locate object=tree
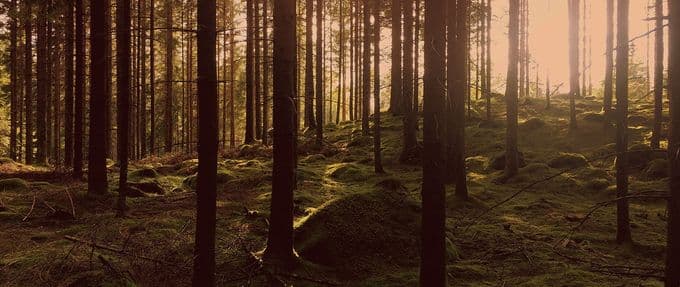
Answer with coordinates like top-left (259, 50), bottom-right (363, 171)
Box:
top-left (304, 0), bottom-right (316, 129)
top-left (116, 0), bottom-right (131, 216)
top-left (65, 0), bottom-right (74, 167)
top-left (666, 0), bottom-right (680, 284)
top-left (400, 0), bottom-right (418, 163)
top-left (255, 0), bottom-right (262, 140)
top-left (192, 0), bottom-right (218, 283)
top-left (651, 0), bottom-right (663, 149)
top-left (165, 0), bottom-right (174, 152)
top-left (262, 0), bottom-right (270, 145)
top-left (263, 0), bottom-right (298, 266)
top-left (447, 0), bottom-right (468, 198)
top-left (504, 0), bottom-right (520, 178)
top-left (373, 0), bottom-right (383, 174)
top-left (420, 0), bottom-right (447, 284)
top-left (245, 0), bottom-right (255, 144)
top-left (390, 0), bottom-right (402, 115)
top-left (603, 0), bottom-right (614, 116)
top-left (485, 0), bottom-right (492, 120)
top-left (361, 0), bottom-right (370, 135)
top-left (9, 0), bottom-right (18, 161)
top-left (150, 0), bottom-right (156, 154)
top-left (88, 0), bottom-right (109, 195)
top-left (36, 1), bottom-right (47, 164)
top-left (315, 0), bottom-right (324, 146)
top-left (568, 0), bottom-right (579, 130)
top-left (23, 0), bottom-right (33, 165)
top-left (74, 0), bottom-right (84, 178)
top-left (615, 0), bottom-right (631, 244)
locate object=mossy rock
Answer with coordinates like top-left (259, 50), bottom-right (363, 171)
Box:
top-left (628, 115), bottom-right (648, 126)
top-left (580, 112), bottom-right (605, 123)
top-left (489, 152), bottom-right (527, 170)
top-left (584, 178), bottom-right (610, 191)
top-left (642, 159), bottom-right (669, 180)
top-left (347, 135), bottom-right (373, 148)
top-left (155, 165), bottom-right (176, 175)
top-left (465, 156), bottom-right (488, 173)
top-left (182, 171), bottom-right (236, 190)
top-left (0, 178), bottom-right (29, 192)
top-left (325, 163), bottom-right (369, 182)
top-left (295, 189), bottom-right (441, 275)
top-left (127, 181), bottom-right (165, 195)
top-left (118, 186), bottom-right (148, 198)
top-left (622, 143), bottom-right (664, 169)
top-left (478, 120), bottom-right (504, 129)
top-left (128, 168), bottom-right (159, 180)
top-left (301, 154), bottom-right (326, 164)
top-left (0, 157), bottom-right (16, 164)
top-left (548, 153), bottom-right (589, 169)
top-left (175, 159), bottom-right (199, 175)
top-left (520, 118), bottom-right (546, 130)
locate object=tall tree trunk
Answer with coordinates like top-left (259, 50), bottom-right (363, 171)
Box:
top-left (581, 0), bottom-right (587, 98)
top-left (361, 0), bottom-right (370, 135)
top-left (420, 0), bottom-right (447, 284)
top-left (23, 1), bottom-right (33, 165)
top-left (316, 0), bottom-right (324, 146)
top-left (139, 0), bottom-right (147, 157)
top-left (65, 0), bottom-right (74, 167)
top-left (390, 0), bottom-right (402, 115)
top-left (504, 0), bottom-right (520, 178)
top-left (263, 0), bottom-right (298, 265)
top-left (568, 0), bottom-right (579, 130)
top-left (604, 0), bottom-right (614, 116)
top-left (89, 0), bottom-right (109, 195)
top-left (150, 0), bottom-right (156, 154)
top-left (447, 0), bottom-right (468, 198)
top-left (255, 0), bottom-right (263, 140)
top-left (116, 0), bottom-right (131, 217)
top-left (105, 0), bottom-right (113, 158)
top-left (75, 0), bottom-right (85, 177)
top-left (485, 0), bottom-right (492, 120)
top-left (373, 0), bottom-right (383, 173)
top-left (414, 0), bottom-right (420, 117)
top-left (546, 73), bottom-right (551, 108)
top-left (193, 0), bottom-right (218, 283)
top-left (339, 0), bottom-right (346, 122)
top-left (518, 0), bottom-right (525, 99)
top-left (229, 1), bottom-right (236, 148)
top-left (164, 0), bottom-right (174, 152)
top-left (651, 0), bottom-right (663, 149)
top-left (304, 0), bottom-right (316, 129)
top-left (36, 1), bottom-right (47, 164)
top-left (349, 0), bottom-right (354, 122)
top-left (245, 0), bottom-right (255, 143)
top-left (9, 0), bottom-right (18, 161)
top-left (666, 0), bottom-right (680, 284)
top-left (400, 0), bottom-right (418, 163)
top-left (262, 0), bottom-right (270, 145)
top-left (615, 0), bottom-right (631, 244)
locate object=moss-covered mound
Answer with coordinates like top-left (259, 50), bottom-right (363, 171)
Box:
top-left (641, 159), bottom-right (669, 180)
top-left (520, 118), bottom-right (546, 130)
top-left (324, 163), bottom-right (370, 182)
top-left (548, 153), bottom-right (589, 169)
top-left (129, 168), bottom-right (160, 180)
top-left (0, 178), bottom-right (29, 192)
top-left (294, 189), bottom-right (423, 276)
top-left (182, 170), bottom-right (236, 190)
top-left (489, 152), bottom-right (527, 170)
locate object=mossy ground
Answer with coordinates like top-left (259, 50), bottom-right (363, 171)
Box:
top-left (0, 95), bottom-right (669, 286)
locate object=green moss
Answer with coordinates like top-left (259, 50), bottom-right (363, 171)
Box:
top-left (548, 153), bottom-right (589, 169)
top-left (0, 178), bottom-right (29, 192)
top-left (129, 168), bottom-right (160, 181)
top-left (324, 163), bottom-right (370, 182)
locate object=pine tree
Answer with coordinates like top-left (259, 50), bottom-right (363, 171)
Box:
top-left (23, 0), bottom-right (33, 165)
top-left (373, 0), bottom-right (383, 174)
top-left (390, 0), bottom-right (402, 115)
top-left (116, 0), bottom-right (131, 216)
top-left (88, 0), bottom-right (109, 195)
top-left (9, 0), bottom-right (18, 161)
top-left (604, 0), bottom-right (614, 116)
top-left (245, 0), bottom-right (256, 144)
top-left (504, 0), bottom-right (520, 178)
top-left (65, 0), bottom-right (74, 167)
top-left (666, 0), bottom-right (680, 284)
top-left (400, 0), bottom-right (418, 163)
top-left (164, 0), bottom-right (174, 152)
top-left (316, 0), bottom-right (324, 146)
top-left (568, 0), bottom-right (579, 130)
top-left (304, 0), bottom-right (316, 129)
top-left (615, 0), bottom-right (632, 244)
top-left (651, 0), bottom-right (663, 149)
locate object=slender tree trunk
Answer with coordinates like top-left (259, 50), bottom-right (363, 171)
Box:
top-left (581, 0), bottom-right (587, 98)
top-left (245, 0), bottom-right (255, 143)
top-left (262, 0), bottom-right (270, 145)
top-left (666, 1), bottom-right (680, 284)
top-left (339, 0), bottom-right (346, 122)
top-left (420, 0), bottom-right (447, 284)
top-left (447, 0), bottom-right (468, 198)
top-left (229, 1), bottom-right (236, 148)
top-left (373, 0), bottom-right (383, 173)
top-left (604, 0), bottom-right (614, 116)
top-left (390, 0), bottom-right (402, 115)
top-left (485, 0), bottom-right (492, 120)
top-left (568, 0), bottom-right (579, 130)
top-left (36, 2), bottom-right (47, 164)
top-left (64, 0), bottom-right (74, 167)
top-left (361, 0), bottom-right (370, 135)
top-left (546, 73), bottom-right (551, 108)
top-left (75, 0), bottom-right (85, 176)
top-left (23, 1), bottom-right (33, 165)
top-left (88, 0), bottom-right (109, 195)
top-left (255, 0), bottom-right (263, 140)
top-left (116, 0), bottom-right (131, 217)
top-left (400, 0), bottom-right (418, 163)
top-left (414, 0), bottom-right (420, 117)
top-left (164, 0), bottom-right (174, 152)
top-left (615, 0), bottom-right (631, 244)
top-left (9, 0), bottom-right (18, 161)
top-left (518, 0), bottom-right (525, 99)
top-left (651, 0), bottom-right (663, 149)
top-left (504, 0), bottom-right (520, 178)
top-left (263, 0), bottom-right (298, 266)
top-left (304, 0), bottom-right (316, 129)
top-left (139, 0), bottom-right (147, 157)
top-left (316, 0), bottom-right (324, 146)
top-left (105, 0), bottom-right (113, 159)
top-left (149, 0), bottom-right (156, 154)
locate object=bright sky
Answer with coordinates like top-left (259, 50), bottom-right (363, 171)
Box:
top-left (488, 0), bottom-right (663, 93)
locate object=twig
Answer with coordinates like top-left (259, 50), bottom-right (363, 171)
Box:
top-left (22, 195), bottom-right (36, 222)
top-left (63, 187), bottom-right (76, 218)
top-left (63, 235), bottom-right (183, 268)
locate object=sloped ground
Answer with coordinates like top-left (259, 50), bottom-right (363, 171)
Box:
top-left (0, 94), bottom-right (669, 286)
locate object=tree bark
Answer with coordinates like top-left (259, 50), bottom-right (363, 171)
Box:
top-left (24, 1), bottom-right (33, 165)
top-left (615, 0), bottom-right (631, 244)
top-left (74, 0), bottom-right (84, 178)
top-left (604, 0), bottom-right (614, 116)
top-left (64, 0), bottom-right (74, 167)
top-left (164, 0), bottom-right (174, 152)
top-left (400, 0), bottom-right (418, 163)
top-left (245, 0), bottom-right (256, 144)
top-left (316, 0), bottom-right (324, 146)
top-left (263, 0), bottom-right (270, 145)
top-left (150, 0), bottom-right (156, 154)
top-left (568, 0), bottom-right (579, 130)
top-left (666, 0), bottom-right (680, 284)
top-left (255, 0), bottom-right (263, 140)
top-left (504, 0), bottom-right (520, 178)
top-left (116, 0), bottom-right (131, 217)
top-left (361, 0), bottom-right (370, 135)
top-left (447, 0), bottom-right (468, 198)
top-left (651, 0), bottom-right (663, 149)
top-left (373, 0), bottom-right (383, 174)
top-left (390, 0), bottom-right (402, 115)
top-left (9, 0), bottom-right (18, 161)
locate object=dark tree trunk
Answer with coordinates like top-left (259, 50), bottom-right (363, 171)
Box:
top-left (105, 0), bottom-right (113, 159)
top-left (304, 0), bottom-right (316, 129)
top-left (373, 0), bottom-right (383, 173)
top-left (262, 0), bottom-right (270, 145)
top-left (9, 0), bottom-right (18, 161)
top-left (568, 0), bottom-right (579, 130)
top-left (164, 0), bottom-right (174, 152)
top-left (414, 0), bottom-right (420, 117)
top-left (339, 0), bottom-right (345, 123)
top-left (116, 0), bottom-right (131, 217)
top-left (518, 0), bottom-right (525, 99)
top-left (666, 0), bottom-right (680, 284)
top-left (546, 74), bottom-right (551, 109)
top-left (139, 0), bottom-right (147, 157)
top-left (74, 0), bottom-right (85, 177)
top-left (361, 0), bottom-right (370, 135)
top-left (229, 2), bottom-right (236, 148)
top-left (400, 0), bottom-right (418, 163)
top-left (420, 0), bottom-right (447, 284)
top-left (24, 1), bottom-right (33, 165)
top-left (504, 0), bottom-right (520, 178)
top-left (315, 0), bottom-right (324, 146)
top-left (150, 0), bottom-right (156, 154)
top-left (255, 0), bottom-right (262, 140)
top-left (88, 0), bottom-right (109, 195)
top-left (245, 0), bottom-right (255, 143)
top-left (651, 0), bottom-right (663, 149)
top-left (65, 0), bottom-right (74, 167)
top-left (446, 0), bottom-right (468, 198)
top-left (192, 0), bottom-right (218, 283)
top-left (603, 0), bottom-right (614, 116)
top-left (615, 0), bottom-right (631, 244)
top-left (485, 0), bottom-right (492, 120)
top-left (390, 0), bottom-right (402, 115)
top-left (263, 0), bottom-right (298, 265)
top-left (36, 2), bottom-right (47, 164)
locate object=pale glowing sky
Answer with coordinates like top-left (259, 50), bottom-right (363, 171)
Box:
top-left (488, 0), bottom-right (664, 93)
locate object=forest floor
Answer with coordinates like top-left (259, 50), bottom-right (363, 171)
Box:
top-left (0, 93), bottom-right (671, 286)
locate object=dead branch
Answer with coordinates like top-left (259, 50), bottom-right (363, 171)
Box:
top-left (63, 235), bottom-right (184, 268)
top-left (22, 195), bottom-right (36, 222)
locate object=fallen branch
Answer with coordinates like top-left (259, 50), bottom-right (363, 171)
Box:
top-left (553, 249), bottom-right (664, 280)
top-left (63, 235), bottom-right (183, 268)
top-left (22, 195), bottom-right (36, 222)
